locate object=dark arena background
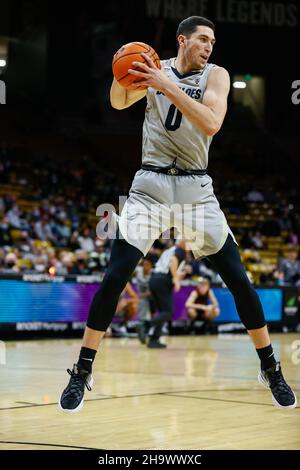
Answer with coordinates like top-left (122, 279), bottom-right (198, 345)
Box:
top-left (0, 0), bottom-right (299, 457)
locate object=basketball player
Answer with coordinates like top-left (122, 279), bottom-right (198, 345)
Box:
top-left (59, 16), bottom-right (296, 412)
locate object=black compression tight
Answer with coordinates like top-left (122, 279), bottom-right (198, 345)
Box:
top-left (86, 238), bottom-right (143, 331)
top-left (86, 234), bottom-right (266, 332)
top-left (207, 234), bottom-right (266, 330)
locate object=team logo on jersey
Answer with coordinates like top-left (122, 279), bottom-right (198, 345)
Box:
top-left (156, 87), bottom-right (201, 99)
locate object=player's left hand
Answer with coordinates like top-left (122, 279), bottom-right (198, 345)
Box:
top-left (128, 53), bottom-right (171, 92)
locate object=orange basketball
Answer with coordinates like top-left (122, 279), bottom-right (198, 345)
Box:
top-left (112, 42), bottom-right (161, 90)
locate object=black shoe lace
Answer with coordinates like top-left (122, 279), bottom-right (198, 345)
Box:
top-left (66, 368), bottom-right (92, 395)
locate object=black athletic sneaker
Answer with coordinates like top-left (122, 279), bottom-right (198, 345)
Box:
top-left (58, 363), bottom-right (93, 413)
top-left (258, 362), bottom-right (297, 408)
top-left (147, 339), bottom-right (167, 349)
top-left (136, 323), bottom-right (147, 344)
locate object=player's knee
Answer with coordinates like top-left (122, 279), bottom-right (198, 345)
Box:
top-left (227, 274), bottom-right (253, 298)
top-left (187, 308), bottom-right (197, 319)
top-left (102, 269), bottom-right (128, 295)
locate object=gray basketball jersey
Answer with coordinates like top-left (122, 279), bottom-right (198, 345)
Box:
top-left (142, 58), bottom-right (215, 170)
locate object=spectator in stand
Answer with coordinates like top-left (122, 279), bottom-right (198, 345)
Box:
top-left (1, 252), bottom-right (19, 274)
top-left (240, 230), bottom-right (264, 250)
top-left (15, 231), bottom-right (32, 254)
top-left (53, 216), bottom-right (71, 247)
top-left (34, 215), bottom-right (56, 243)
top-left (7, 203), bottom-right (23, 229)
top-left (274, 248), bottom-right (300, 285)
top-left (89, 239), bottom-right (110, 272)
top-left (78, 227), bottom-right (95, 252)
top-left (32, 255), bottom-right (48, 273)
top-left (252, 231), bottom-right (264, 249)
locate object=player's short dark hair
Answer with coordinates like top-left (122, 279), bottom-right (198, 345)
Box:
top-left (176, 16), bottom-right (215, 45)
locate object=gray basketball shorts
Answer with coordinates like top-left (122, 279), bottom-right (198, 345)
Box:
top-left (114, 169), bottom-right (236, 259)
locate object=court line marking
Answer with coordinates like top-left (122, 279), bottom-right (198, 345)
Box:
top-left (0, 440), bottom-right (103, 450)
top-left (15, 401), bottom-right (39, 405)
top-left (0, 391), bottom-right (247, 411)
top-left (164, 393), bottom-right (300, 408)
top-left (0, 395), bottom-right (111, 411)
top-left (1, 385), bottom-right (298, 411)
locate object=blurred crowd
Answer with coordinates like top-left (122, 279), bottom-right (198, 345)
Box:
top-left (1, 143), bottom-right (300, 291)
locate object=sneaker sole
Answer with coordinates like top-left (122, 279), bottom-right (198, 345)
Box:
top-left (258, 372), bottom-right (297, 409)
top-left (58, 376), bottom-right (94, 413)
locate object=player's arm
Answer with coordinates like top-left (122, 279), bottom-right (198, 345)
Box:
top-left (163, 66), bottom-right (229, 136)
top-left (185, 291), bottom-right (207, 310)
top-left (169, 255), bottom-right (179, 279)
top-left (169, 255), bottom-right (181, 292)
top-left (177, 260), bottom-right (187, 280)
top-left (185, 290), bottom-right (198, 308)
top-left (208, 289), bottom-right (220, 314)
top-left (110, 78), bottom-right (147, 110)
top-left (129, 56), bottom-right (229, 136)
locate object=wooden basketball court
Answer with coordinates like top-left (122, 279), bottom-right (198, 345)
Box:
top-left (0, 334), bottom-right (299, 450)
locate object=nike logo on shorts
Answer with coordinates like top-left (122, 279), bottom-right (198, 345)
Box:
top-left (201, 182), bottom-right (209, 188)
